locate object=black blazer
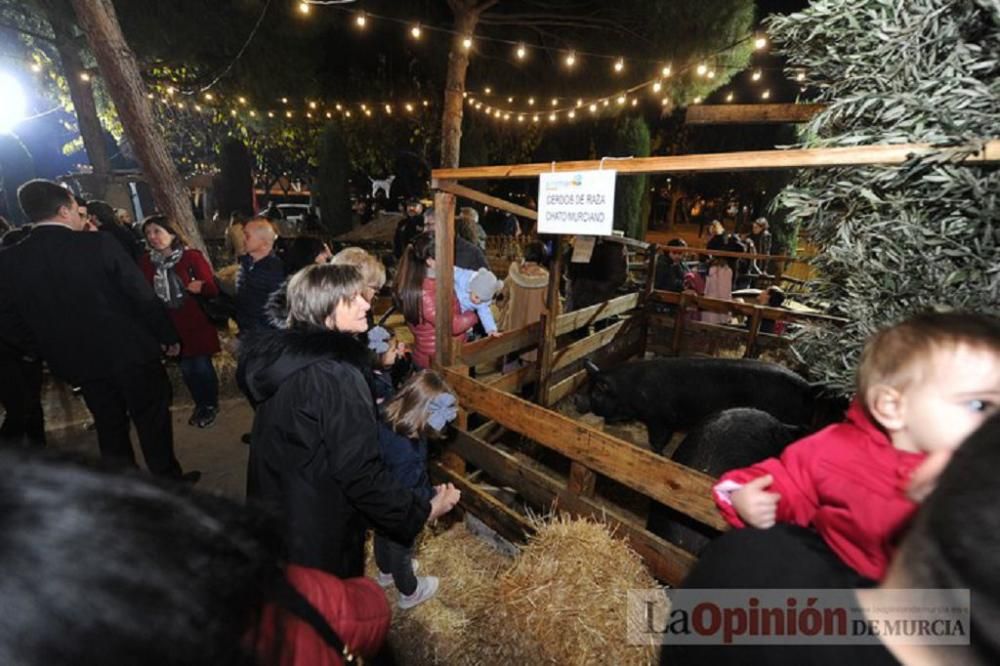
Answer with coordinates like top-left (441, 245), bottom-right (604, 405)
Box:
top-left (0, 225), bottom-right (178, 385)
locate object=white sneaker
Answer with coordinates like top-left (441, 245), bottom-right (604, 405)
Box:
top-left (398, 575), bottom-right (439, 610)
top-left (375, 559), bottom-right (419, 588)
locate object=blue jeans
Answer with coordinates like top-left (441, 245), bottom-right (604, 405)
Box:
top-left (178, 355), bottom-right (218, 411)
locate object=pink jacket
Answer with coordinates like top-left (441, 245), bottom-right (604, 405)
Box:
top-left (713, 402), bottom-right (926, 580)
top-left (408, 277), bottom-right (478, 368)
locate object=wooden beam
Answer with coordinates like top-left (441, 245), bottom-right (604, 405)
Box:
top-left (434, 180), bottom-right (539, 220)
top-left (661, 245), bottom-right (804, 263)
top-left (431, 140), bottom-right (1000, 181)
top-left (484, 361), bottom-right (539, 394)
top-left (431, 463), bottom-right (533, 545)
top-left (446, 431), bottom-right (698, 584)
top-left (547, 369), bottom-right (589, 406)
top-left (550, 318), bottom-right (629, 373)
top-left (650, 290), bottom-right (849, 325)
top-left (536, 236), bottom-right (565, 407)
top-left (442, 368), bottom-right (726, 531)
top-left (433, 189), bottom-right (457, 367)
top-left (568, 462), bottom-right (597, 497)
top-left (555, 292), bottom-right (640, 336)
top-left (686, 103), bottom-right (827, 125)
top-left (460, 322), bottom-right (541, 366)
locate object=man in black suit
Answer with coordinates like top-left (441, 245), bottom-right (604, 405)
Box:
top-left (0, 180), bottom-right (196, 481)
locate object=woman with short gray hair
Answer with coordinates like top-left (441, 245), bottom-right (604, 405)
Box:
top-left (239, 263), bottom-right (460, 578)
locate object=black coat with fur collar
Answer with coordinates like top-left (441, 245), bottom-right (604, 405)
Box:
top-left (239, 326), bottom-right (430, 578)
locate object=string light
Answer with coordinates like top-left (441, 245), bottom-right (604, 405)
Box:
top-left (146, 92), bottom-right (154, 99)
top-left (652, 81), bottom-right (662, 93)
top-left (204, 93), bottom-right (214, 101)
top-left (30, 63), bottom-right (41, 73)
top-left (630, 98), bottom-right (638, 107)
top-left (461, 36), bottom-right (473, 50)
top-left (326, 111), bottom-right (333, 118)
top-left (548, 112), bottom-right (556, 122)
top-left (696, 63), bottom-right (707, 76)
top-left (661, 65), bottom-right (672, 77)
top-left (285, 110), bottom-right (293, 118)
top-left (268, 111), bottom-right (275, 118)
top-left (166, 86), bottom-right (176, 95)
top-left (281, 97), bottom-right (288, 104)
top-left (355, 12), bottom-right (366, 28)
top-left (568, 110), bottom-right (576, 119)
top-left (345, 110), bottom-right (352, 117)
top-left (410, 24), bottom-right (422, 39)
top-left (725, 92), bottom-right (734, 102)
top-left (298, 2), bottom-right (310, 15)
top-left (761, 89), bottom-right (770, 99)
top-left (194, 104), bottom-right (202, 111)
top-left (309, 101), bottom-right (317, 109)
top-left (751, 70), bottom-right (762, 81)
top-left (515, 43), bottom-right (527, 59)
top-left (527, 97), bottom-right (534, 106)
top-left (754, 36), bottom-right (767, 49)
top-left (249, 109), bottom-right (256, 117)
top-left (589, 103), bottom-right (597, 113)
top-left (565, 51), bottom-right (576, 67)
top-left (79, 72), bottom-right (91, 82)
top-left (484, 87), bottom-right (492, 95)
top-left (405, 102), bottom-right (414, 112)
top-left (517, 114), bottom-right (525, 122)
top-left (796, 71), bottom-right (806, 81)
top-left (661, 97), bottom-right (669, 106)
top-left (616, 95), bottom-right (626, 105)
top-left (532, 114), bottom-right (539, 122)
top-left (238, 96), bottom-right (247, 104)
top-left (613, 58), bottom-right (624, 73)
top-left (550, 98), bottom-right (558, 107)
top-left (693, 96), bottom-right (702, 103)
top-left (507, 96), bottom-right (514, 103)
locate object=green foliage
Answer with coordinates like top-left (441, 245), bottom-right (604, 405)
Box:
top-left (610, 115), bottom-right (651, 239)
top-left (315, 123), bottom-right (351, 236)
top-left (767, 0), bottom-right (1000, 395)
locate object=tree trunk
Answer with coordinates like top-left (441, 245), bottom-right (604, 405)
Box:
top-left (39, 0), bottom-right (111, 198)
top-left (440, 4), bottom-right (485, 169)
top-left (68, 0), bottom-right (208, 258)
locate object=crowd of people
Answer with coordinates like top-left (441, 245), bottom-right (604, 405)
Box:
top-left (2, 178), bottom-right (998, 664)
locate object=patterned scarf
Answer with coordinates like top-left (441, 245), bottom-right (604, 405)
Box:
top-left (150, 247), bottom-right (187, 309)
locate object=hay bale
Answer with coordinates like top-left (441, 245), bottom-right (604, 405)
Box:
top-left (373, 516), bottom-right (659, 665)
top-left (483, 516), bottom-right (658, 665)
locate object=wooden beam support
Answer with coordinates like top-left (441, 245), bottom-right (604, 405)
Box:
top-left (550, 318), bottom-right (629, 373)
top-left (442, 368), bottom-right (726, 531)
top-left (434, 179), bottom-right (538, 220)
top-left (431, 140), bottom-right (999, 181)
top-left (431, 462), bottom-right (533, 545)
top-left (460, 322), bottom-right (541, 366)
top-left (536, 236), bottom-right (565, 407)
top-left (650, 289), bottom-right (849, 325)
top-left (433, 189), bottom-right (457, 368)
top-left (555, 292), bottom-right (640, 336)
top-left (568, 462), bottom-right (597, 497)
top-left (484, 361), bottom-right (539, 394)
top-left (685, 103), bottom-right (827, 125)
top-left (446, 430), bottom-right (698, 584)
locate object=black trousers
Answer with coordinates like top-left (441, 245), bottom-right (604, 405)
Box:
top-left (0, 350), bottom-right (45, 447)
top-left (374, 534), bottom-right (418, 595)
top-left (80, 360), bottom-right (182, 477)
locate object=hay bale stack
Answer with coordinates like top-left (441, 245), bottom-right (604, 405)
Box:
top-left (483, 516), bottom-right (658, 665)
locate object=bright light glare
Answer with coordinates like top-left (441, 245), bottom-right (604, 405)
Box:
top-left (0, 73), bottom-right (27, 133)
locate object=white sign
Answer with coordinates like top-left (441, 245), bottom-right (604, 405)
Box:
top-left (537, 169), bottom-right (616, 236)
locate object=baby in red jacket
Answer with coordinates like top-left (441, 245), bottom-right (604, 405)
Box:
top-left (713, 312), bottom-right (1000, 580)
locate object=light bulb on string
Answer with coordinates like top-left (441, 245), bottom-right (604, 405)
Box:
top-left (146, 92), bottom-right (155, 99)
top-left (309, 101), bottom-right (317, 109)
top-left (761, 89), bottom-right (770, 100)
top-left (751, 70), bottom-right (762, 82)
top-left (194, 104), bottom-right (202, 112)
top-left (335, 103), bottom-right (342, 110)
top-left (754, 35), bottom-right (767, 50)
top-left (568, 110), bottom-right (576, 119)
top-left (661, 65), bottom-right (672, 77)
top-left (527, 97), bottom-right (534, 106)
top-left (231, 109), bottom-right (238, 116)
top-left (661, 97), bottom-right (669, 106)
top-left (298, 2), bottom-right (310, 15)
top-left (281, 97), bottom-right (288, 104)
top-left (238, 96), bottom-right (247, 105)
top-left (80, 72), bottom-right (91, 82)
top-left (385, 104), bottom-right (392, 114)
top-left (796, 71), bottom-right (806, 82)
top-left (410, 24), bottom-right (422, 39)
top-left (484, 87), bottom-right (492, 95)
top-left (345, 110), bottom-right (352, 117)
top-left (613, 58), bottom-right (625, 73)
top-left (696, 63), bottom-right (707, 76)
top-left (532, 114), bottom-right (539, 122)
top-left (461, 36), bottom-right (473, 50)
top-left (517, 114), bottom-right (525, 122)
top-left (617, 95), bottom-right (626, 105)
top-left (693, 96), bottom-right (702, 103)
top-left (589, 103), bottom-right (597, 113)
top-left (249, 109), bottom-right (256, 117)
top-left (576, 98), bottom-right (583, 107)
top-left (507, 96), bottom-right (513, 103)
top-left (550, 98), bottom-right (558, 107)
top-left (515, 43), bottom-right (526, 60)
top-left (364, 108), bottom-right (372, 116)
top-left (565, 51), bottom-right (576, 67)
top-left (602, 99), bottom-right (610, 107)
top-left (548, 112), bottom-right (556, 122)
top-left (494, 109), bottom-right (501, 118)
top-left (204, 92), bottom-right (214, 101)
top-left (286, 110), bottom-right (293, 118)
top-left (725, 92), bottom-right (734, 102)
top-left (267, 111), bottom-right (275, 118)
top-left (652, 81), bottom-right (662, 93)
top-left (30, 63), bottom-right (42, 73)
top-left (631, 98), bottom-right (638, 107)
top-left (326, 111), bottom-right (332, 118)
top-left (355, 12), bottom-right (366, 28)
top-left (405, 103), bottom-right (414, 112)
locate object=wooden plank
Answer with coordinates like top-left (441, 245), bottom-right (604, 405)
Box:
top-left (550, 318), bottom-right (629, 373)
top-left (745, 308), bottom-right (763, 359)
top-left (431, 140), bottom-right (1000, 181)
top-left (433, 190), bottom-right (457, 367)
top-left (443, 368), bottom-right (726, 531)
top-left (434, 180), bottom-right (538, 220)
top-left (686, 102), bottom-right (827, 125)
top-left (568, 462), bottom-right (597, 497)
top-left (460, 322), bottom-right (541, 366)
top-left (431, 463), bottom-right (534, 545)
top-left (555, 292), bottom-right (640, 336)
top-left (661, 245), bottom-right (804, 263)
top-left (447, 431), bottom-right (698, 584)
top-left (536, 236), bottom-right (565, 407)
top-left (650, 290), bottom-right (849, 325)
top-left (484, 361), bottom-right (539, 394)
top-left (470, 419), bottom-right (506, 442)
top-left (546, 368), bottom-right (589, 405)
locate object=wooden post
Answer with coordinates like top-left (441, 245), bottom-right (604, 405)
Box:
top-left (433, 189), bottom-right (457, 368)
top-left (745, 306), bottom-right (763, 359)
top-left (640, 243), bottom-right (658, 357)
top-left (671, 292), bottom-right (688, 356)
top-left (536, 235), bottom-right (565, 407)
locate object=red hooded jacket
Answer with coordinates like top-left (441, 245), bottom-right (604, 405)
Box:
top-left (256, 565), bottom-right (391, 666)
top-left (408, 276), bottom-right (478, 368)
top-left (713, 402), bottom-right (926, 581)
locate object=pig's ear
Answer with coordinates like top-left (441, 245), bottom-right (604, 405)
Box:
top-left (583, 359), bottom-right (601, 377)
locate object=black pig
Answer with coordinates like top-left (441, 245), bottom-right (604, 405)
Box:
top-left (575, 357), bottom-right (816, 453)
top-left (646, 408), bottom-right (802, 554)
